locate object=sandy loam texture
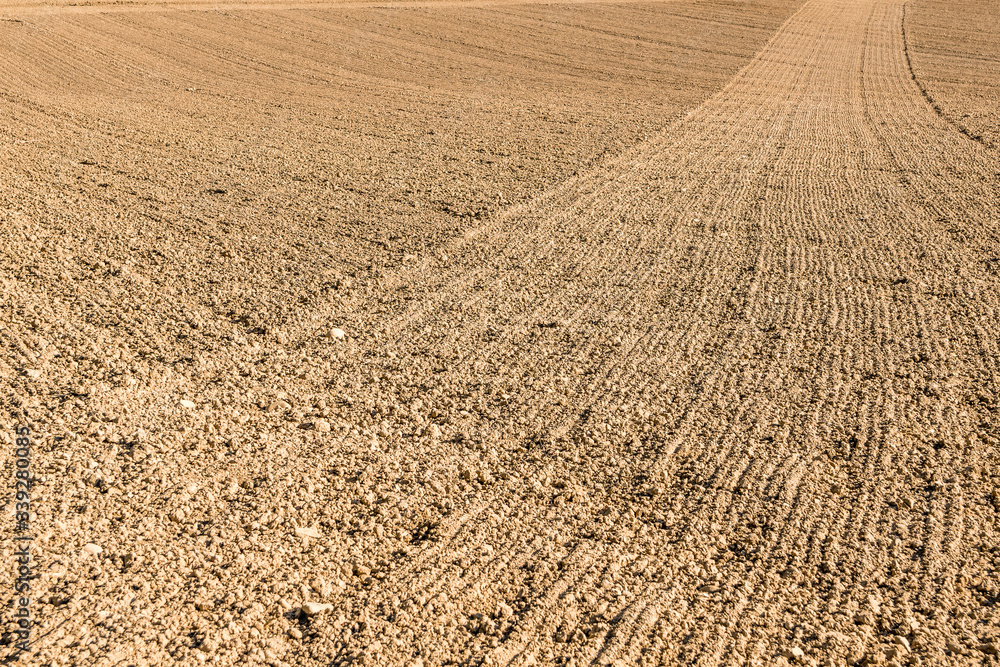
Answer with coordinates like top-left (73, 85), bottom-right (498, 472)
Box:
top-left (904, 0), bottom-right (1000, 149)
top-left (2, 0), bottom-right (1000, 665)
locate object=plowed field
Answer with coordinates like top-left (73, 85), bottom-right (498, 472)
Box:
top-left (2, 0), bottom-right (999, 665)
top-left (906, 0), bottom-right (1000, 148)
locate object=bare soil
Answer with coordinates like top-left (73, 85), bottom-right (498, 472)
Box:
top-left (2, 0), bottom-right (1000, 666)
top-left (906, 0), bottom-right (1000, 148)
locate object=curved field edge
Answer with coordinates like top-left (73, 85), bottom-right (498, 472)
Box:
top-left (5, 0), bottom-right (1000, 665)
top-left (0, 0), bottom-right (805, 348)
top-left (905, 0), bottom-right (1000, 148)
top-left (0, 1), bottom-right (809, 666)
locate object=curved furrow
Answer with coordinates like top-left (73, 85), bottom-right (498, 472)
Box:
top-left (276, 0), bottom-right (1000, 664)
top-left (5, 0), bottom-right (1000, 665)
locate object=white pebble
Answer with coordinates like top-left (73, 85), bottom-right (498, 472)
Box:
top-left (300, 602), bottom-right (333, 616)
top-left (295, 526), bottom-right (322, 539)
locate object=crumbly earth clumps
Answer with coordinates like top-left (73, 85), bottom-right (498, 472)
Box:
top-left (2, 0), bottom-right (1000, 666)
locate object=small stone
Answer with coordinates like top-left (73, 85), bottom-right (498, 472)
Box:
top-left (288, 628), bottom-right (303, 640)
top-left (83, 543), bottom-right (102, 556)
top-left (428, 424), bottom-right (441, 438)
top-left (295, 526), bottom-right (322, 539)
top-left (782, 647), bottom-right (804, 661)
top-left (300, 602), bottom-right (333, 616)
top-left (332, 328), bottom-right (346, 340)
top-left (315, 420), bottom-right (331, 433)
top-left (980, 643), bottom-right (999, 655)
top-left (894, 636), bottom-right (911, 651)
top-left (24, 369), bottom-right (42, 379)
top-left (179, 400), bottom-right (196, 409)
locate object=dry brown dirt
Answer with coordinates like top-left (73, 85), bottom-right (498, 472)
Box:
top-left (905, 0), bottom-right (1000, 149)
top-left (2, 0), bottom-right (1000, 665)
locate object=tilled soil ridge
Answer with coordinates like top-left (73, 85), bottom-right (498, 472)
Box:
top-left (904, 0), bottom-right (1000, 150)
top-left (4, 0), bottom-right (1000, 665)
top-left (306, 1), bottom-right (1000, 664)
